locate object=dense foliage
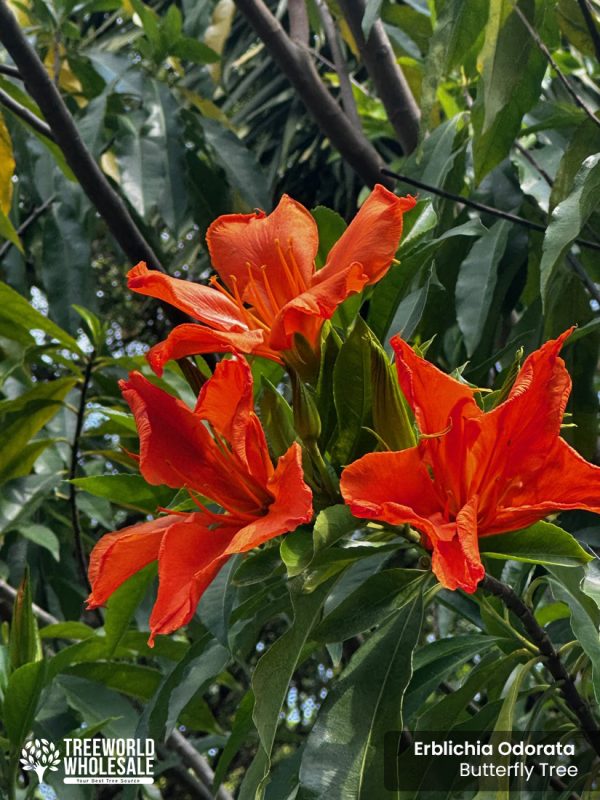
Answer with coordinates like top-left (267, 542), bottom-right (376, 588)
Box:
top-left (0, 0), bottom-right (600, 798)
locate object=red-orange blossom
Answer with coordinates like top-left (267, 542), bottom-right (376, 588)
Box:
top-left (87, 357), bottom-right (312, 644)
top-left (341, 329), bottom-right (600, 593)
top-left (126, 184), bottom-right (415, 373)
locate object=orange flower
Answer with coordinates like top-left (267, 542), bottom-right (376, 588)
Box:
top-left (87, 357), bottom-right (312, 644)
top-left (341, 329), bottom-right (600, 593)
top-left (127, 185), bottom-right (415, 374)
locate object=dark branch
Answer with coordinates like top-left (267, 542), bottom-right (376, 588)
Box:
top-left (337, 0), bottom-right (420, 154)
top-left (288, 0), bottom-right (309, 45)
top-left (316, 0), bottom-right (362, 132)
top-left (0, 1), bottom-right (165, 271)
top-left (0, 578), bottom-right (58, 627)
top-left (514, 5), bottom-right (600, 132)
top-left (481, 574), bottom-right (600, 757)
top-left (166, 731), bottom-right (234, 800)
top-left (0, 86), bottom-right (54, 139)
top-left (233, 0), bottom-right (391, 189)
top-left (69, 352), bottom-right (95, 592)
top-left (576, 0), bottom-right (600, 65)
top-left (381, 168), bottom-right (600, 253)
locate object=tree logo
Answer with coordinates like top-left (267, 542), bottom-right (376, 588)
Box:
top-left (20, 739), bottom-right (61, 785)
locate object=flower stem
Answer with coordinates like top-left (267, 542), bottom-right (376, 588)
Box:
top-left (480, 573), bottom-right (600, 757)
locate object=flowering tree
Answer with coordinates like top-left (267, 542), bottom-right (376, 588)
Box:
top-left (0, 0), bottom-right (600, 798)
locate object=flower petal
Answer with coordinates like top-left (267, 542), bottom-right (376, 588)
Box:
top-left (127, 262), bottom-right (247, 331)
top-left (225, 442), bottom-right (313, 553)
top-left (340, 447), bottom-right (441, 525)
top-left (430, 497), bottom-right (484, 593)
top-left (195, 357), bottom-right (273, 484)
top-left (120, 371), bottom-right (262, 514)
top-left (269, 262), bottom-right (368, 350)
top-left (149, 515), bottom-right (237, 644)
top-left (145, 323), bottom-right (274, 377)
top-left (206, 195), bottom-right (318, 302)
top-left (86, 515), bottom-right (179, 608)
top-left (313, 186), bottom-right (416, 286)
top-left (391, 336), bottom-right (480, 435)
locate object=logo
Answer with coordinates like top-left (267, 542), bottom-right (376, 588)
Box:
top-left (20, 737), bottom-right (155, 786)
top-left (20, 739), bottom-right (61, 786)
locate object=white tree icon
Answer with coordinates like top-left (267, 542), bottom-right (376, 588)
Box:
top-left (20, 739), bottom-right (61, 785)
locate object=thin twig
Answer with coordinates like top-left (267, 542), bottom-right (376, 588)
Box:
top-left (381, 168), bottom-right (600, 253)
top-left (481, 574), bottom-right (600, 757)
top-left (568, 253), bottom-right (600, 305)
top-left (0, 578), bottom-right (58, 626)
top-left (513, 4), bottom-right (600, 132)
top-left (576, 0), bottom-right (600, 65)
top-left (166, 731), bottom-right (235, 800)
top-left (0, 63), bottom-right (21, 79)
top-left (0, 86), bottom-right (54, 139)
top-left (69, 352), bottom-right (95, 592)
top-left (316, 0), bottom-right (362, 131)
top-left (0, 194), bottom-right (56, 262)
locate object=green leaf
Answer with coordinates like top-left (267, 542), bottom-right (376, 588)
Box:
top-left (299, 587), bottom-right (424, 799)
top-left (172, 36), bottom-right (220, 64)
top-left (212, 690), bottom-right (255, 792)
top-left (471, 0), bottom-right (547, 181)
top-left (259, 377), bottom-right (296, 460)
top-left (0, 281), bottom-right (81, 353)
top-left (331, 317), bottom-right (373, 465)
top-left (362, 0), bottom-right (383, 38)
top-left (540, 153), bottom-right (600, 309)
top-left (140, 634), bottom-right (230, 740)
top-left (312, 206), bottom-right (347, 269)
top-left (314, 569), bottom-right (429, 642)
top-left (4, 660), bottom-right (47, 746)
top-left (280, 528), bottom-right (314, 577)
top-left (199, 117), bottom-right (271, 211)
top-left (0, 376), bottom-right (77, 486)
top-left (71, 474), bottom-right (174, 513)
top-left (104, 563), bottom-right (157, 655)
top-left (8, 571), bottom-right (42, 671)
top-left (480, 520), bottom-right (593, 567)
top-left (456, 220), bottom-right (510, 356)
top-left (63, 661), bottom-right (162, 700)
top-left (248, 578), bottom-right (333, 798)
top-left (17, 523), bottom-right (60, 561)
top-left (40, 622), bottom-right (95, 640)
top-left (547, 565), bottom-right (600, 704)
top-left (313, 505), bottom-right (357, 553)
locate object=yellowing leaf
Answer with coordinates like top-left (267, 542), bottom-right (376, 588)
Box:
top-left (0, 111), bottom-right (15, 215)
top-left (43, 43), bottom-right (85, 106)
top-left (100, 150), bottom-right (120, 183)
top-left (205, 0), bottom-right (235, 82)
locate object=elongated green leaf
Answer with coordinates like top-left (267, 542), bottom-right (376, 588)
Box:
top-left (547, 565), bottom-right (600, 704)
top-left (104, 563), bottom-right (157, 655)
top-left (456, 220), bottom-right (510, 356)
top-left (71, 474), bottom-right (173, 513)
top-left (63, 662), bottom-right (162, 700)
top-left (540, 153), bottom-right (600, 308)
top-left (471, 0), bottom-right (546, 181)
top-left (17, 523), bottom-right (60, 561)
top-left (315, 569), bottom-right (428, 642)
top-left (0, 377), bottom-right (77, 486)
top-left (480, 521), bottom-right (592, 567)
top-left (212, 691), bottom-right (255, 792)
top-left (331, 317), bottom-right (373, 465)
top-left (299, 588), bottom-right (424, 799)
top-left (0, 281), bottom-right (81, 353)
top-left (4, 660), bottom-right (47, 746)
top-left (362, 0), bottom-right (383, 37)
top-left (249, 578), bottom-right (333, 798)
top-left (8, 571), bottom-right (42, 671)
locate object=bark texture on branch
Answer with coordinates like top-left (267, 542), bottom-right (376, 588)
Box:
top-left (234, 0), bottom-right (392, 189)
top-left (337, 0), bottom-right (420, 154)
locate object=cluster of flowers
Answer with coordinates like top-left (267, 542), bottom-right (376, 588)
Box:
top-left (87, 185), bottom-right (600, 645)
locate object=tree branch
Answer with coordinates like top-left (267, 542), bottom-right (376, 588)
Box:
top-left (69, 352), bottom-right (95, 592)
top-left (233, 0), bottom-right (391, 189)
top-left (576, 0), bottom-right (600, 65)
top-left (0, 578), bottom-right (57, 627)
top-left (0, 63), bottom-right (21, 79)
top-left (481, 574), bottom-right (600, 757)
top-left (0, 86), bottom-right (54, 139)
top-left (514, 4), bottom-right (600, 132)
top-left (316, 0), bottom-right (362, 132)
top-left (288, 0), bottom-right (309, 45)
top-left (337, 0), bottom-right (420, 154)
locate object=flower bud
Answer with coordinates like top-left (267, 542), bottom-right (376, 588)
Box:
top-left (371, 339), bottom-right (416, 451)
top-left (290, 370), bottom-right (322, 443)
